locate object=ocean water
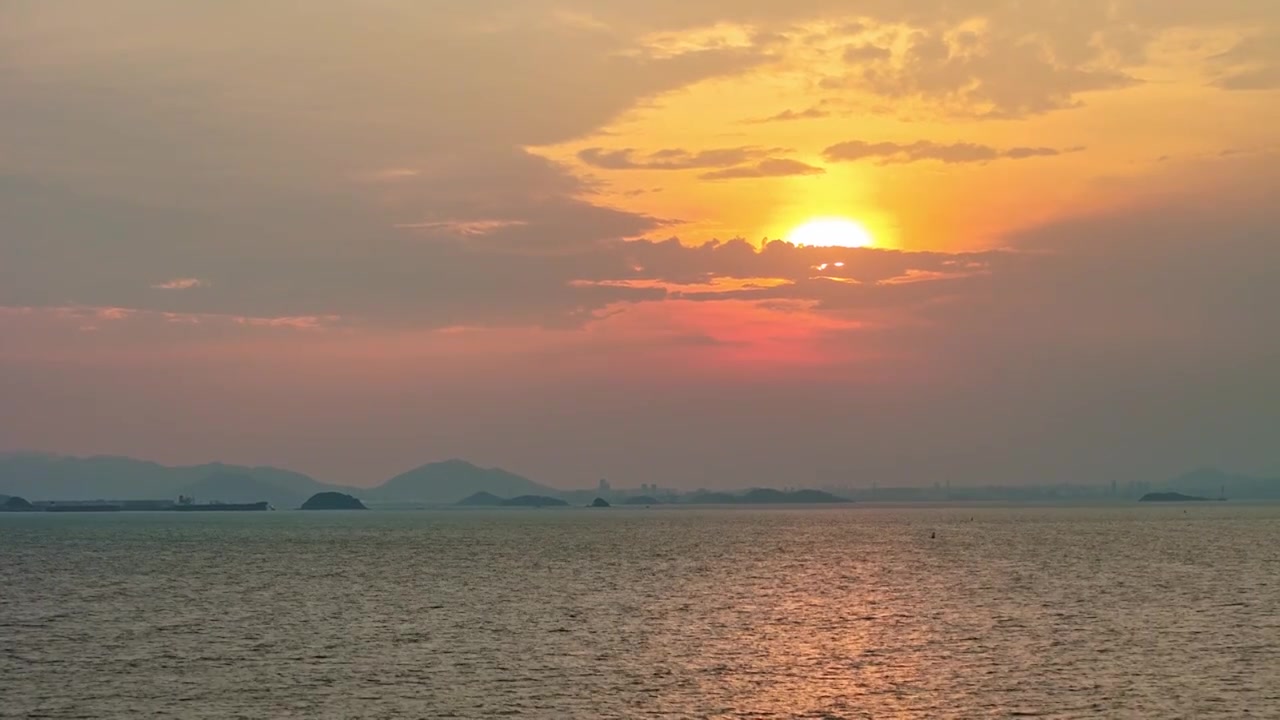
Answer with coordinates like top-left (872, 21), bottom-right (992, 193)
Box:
top-left (2, 505), bottom-right (1278, 719)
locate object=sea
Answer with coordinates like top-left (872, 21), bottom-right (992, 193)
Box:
top-left (2, 504), bottom-right (1278, 719)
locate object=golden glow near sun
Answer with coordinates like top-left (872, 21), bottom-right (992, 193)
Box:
top-left (786, 218), bottom-right (876, 248)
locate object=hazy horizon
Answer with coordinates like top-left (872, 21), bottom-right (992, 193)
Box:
top-left (1, 448), bottom-right (1274, 495)
top-left (3, 1), bottom-right (1279, 490)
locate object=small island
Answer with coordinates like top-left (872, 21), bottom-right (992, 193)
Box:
top-left (457, 491), bottom-right (505, 506)
top-left (742, 488), bottom-right (849, 504)
top-left (1, 496), bottom-right (35, 512)
top-left (454, 492), bottom-right (569, 507)
top-left (1139, 491), bottom-right (1220, 503)
top-left (590, 497), bottom-right (611, 508)
top-left (684, 488), bottom-right (850, 504)
top-left (501, 495), bottom-right (568, 507)
top-left (300, 492), bottom-right (368, 510)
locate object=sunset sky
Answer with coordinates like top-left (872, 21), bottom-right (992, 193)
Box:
top-left (2, 1), bottom-right (1278, 488)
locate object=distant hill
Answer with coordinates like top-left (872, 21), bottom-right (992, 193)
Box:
top-left (193, 463), bottom-right (334, 500)
top-left (0, 452), bottom-right (557, 506)
top-left (0, 452), bottom-right (348, 502)
top-left (367, 459), bottom-right (555, 504)
top-left (0, 452), bottom-right (185, 499)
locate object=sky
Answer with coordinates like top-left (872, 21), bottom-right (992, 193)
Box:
top-left (2, 0), bottom-right (1278, 489)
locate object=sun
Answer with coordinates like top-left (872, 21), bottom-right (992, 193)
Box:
top-left (786, 218), bottom-right (875, 248)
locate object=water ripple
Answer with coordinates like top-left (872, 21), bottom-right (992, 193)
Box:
top-left (2, 505), bottom-right (1278, 718)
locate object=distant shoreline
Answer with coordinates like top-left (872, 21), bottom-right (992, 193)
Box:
top-left (2, 500), bottom-right (272, 513)
top-left (8, 498), bottom-right (1278, 515)
top-left (7, 453), bottom-right (1280, 507)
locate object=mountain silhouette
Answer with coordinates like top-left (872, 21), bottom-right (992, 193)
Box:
top-left (0, 452), bottom-right (348, 502)
top-left (0, 452), bottom-right (556, 505)
top-left (193, 462), bottom-right (335, 499)
top-left (367, 459), bottom-right (555, 503)
top-left (0, 452), bottom-right (188, 499)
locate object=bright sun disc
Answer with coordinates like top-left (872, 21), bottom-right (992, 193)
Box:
top-left (787, 218), bottom-right (875, 248)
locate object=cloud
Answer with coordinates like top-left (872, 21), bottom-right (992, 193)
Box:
top-left (843, 43), bottom-right (892, 63)
top-left (822, 140), bottom-right (1081, 164)
top-left (578, 146), bottom-right (778, 170)
top-left (0, 155), bottom-right (669, 329)
top-left (824, 25), bottom-right (1138, 117)
top-left (11, 182), bottom-right (1279, 426)
top-left (2, 0), bottom-right (1279, 487)
top-left (0, 2), bottom-right (770, 241)
top-left (0, 1), bottom-right (1267, 337)
top-left (698, 158), bottom-right (826, 180)
top-left (0, 305), bottom-right (343, 361)
top-left (5, 158), bottom-right (1280, 487)
top-left (356, 168), bottom-right (421, 183)
top-left (1210, 33), bottom-right (1280, 90)
top-left (49, 147), bottom-right (1247, 336)
top-left (744, 106), bottom-right (831, 123)
top-left (151, 278), bottom-right (209, 290)
top-left (392, 219), bottom-right (531, 237)
top-left (579, 146), bottom-right (821, 179)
